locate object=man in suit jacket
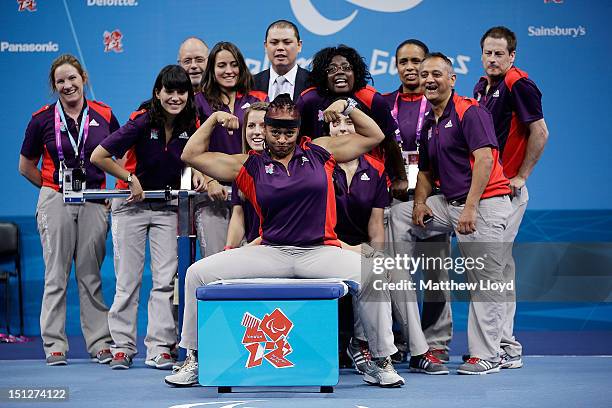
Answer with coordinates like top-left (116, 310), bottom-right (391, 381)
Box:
top-left (253, 20), bottom-right (309, 101)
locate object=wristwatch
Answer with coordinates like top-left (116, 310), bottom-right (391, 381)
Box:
top-left (342, 97), bottom-right (358, 116)
top-left (126, 173), bottom-right (133, 184)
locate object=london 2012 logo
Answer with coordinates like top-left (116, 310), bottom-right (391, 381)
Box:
top-left (17, 0), bottom-right (36, 12)
top-left (103, 30), bottom-right (124, 53)
top-left (241, 308), bottom-right (294, 369)
top-left (290, 0), bottom-right (423, 36)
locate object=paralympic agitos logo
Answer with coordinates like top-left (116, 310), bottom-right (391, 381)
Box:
top-left (290, 0), bottom-right (423, 36)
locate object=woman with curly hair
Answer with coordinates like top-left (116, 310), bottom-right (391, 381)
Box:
top-left (297, 45), bottom-right (408, 198)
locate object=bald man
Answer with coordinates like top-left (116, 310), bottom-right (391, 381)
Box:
top-left (177, 37), bottom-right (209, 93)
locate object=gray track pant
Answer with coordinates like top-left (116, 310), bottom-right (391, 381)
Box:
top-left (36, 187), bottom-right (112, 356)
top-left (179, 245), bottom-right (397, 359)
top-left (501, 186), bottom-right (528, 357)
top-left (193, 195), bottom-right (231, 258)
top-left (389, 194), bottom-right (512, 361)
top-left (109, 199), bottom-right (178, 359)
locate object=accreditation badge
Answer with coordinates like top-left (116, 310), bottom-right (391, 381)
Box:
top-left (402, 150), bottom-right (419, 190)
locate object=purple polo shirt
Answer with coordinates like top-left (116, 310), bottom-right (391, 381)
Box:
top-left (195, 91), bottom-right (267, 155)
top-left (100, 110), bottom-right (196, 191)
top-left (333, 155), bottom-right (390, 245)
top-left (235, 138), bottom-right (340, 247)
top-left (296, 86), bottom-right (399, 177)
top-left (382, 88), bottom-right (432, 151)
top-left (21, 99), bottom-right (120, 191)
top-left (473, 67), bottom-right (543, 178)
top-left (230, 181), bottom-right (260, 243)
top-left (419, 92), bottom-right (510, 201)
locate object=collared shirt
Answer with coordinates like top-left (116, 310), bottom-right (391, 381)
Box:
top-left (419, 91), bottom-right (510, 201)
top-left (296, 85), bottom-right (399, 178)
top-left (236, 138), bottom-right (340, 247)
top-left (100, 110), bottom-right (196, 191)
top-left (195, 91), bottom-right (267, 155)
top-left (473, 67), bottom-right (544, 179)
top-left (333, 155), bottom-right (390, 246)
top-left (230, 180), bottom-right (260, 243)
top-left (382, 87), bottom-right (432, 151)
top-left (21, 99), bottom-right (120, 191)
top-left (268, 64), bottom-right (298, 101)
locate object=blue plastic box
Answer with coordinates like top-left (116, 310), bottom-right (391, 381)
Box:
top-left (196, 283), bottom-right (346, 391)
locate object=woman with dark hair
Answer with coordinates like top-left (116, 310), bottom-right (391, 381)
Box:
top-left (19, 54), bottom-right (118, 366)
top-left (224, 102), bottom-right (268, 249)
top-left (165, 94), bottom-right (404, 389)
top-left (193, 41), bottom-right (267, 260)
top-left (91, 65), bottom-right (198, 370)
top-left (297, 45), bottom-right (407, 198)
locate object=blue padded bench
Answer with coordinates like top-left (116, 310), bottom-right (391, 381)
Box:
top-left (196, 282), bottom-right (347, 393)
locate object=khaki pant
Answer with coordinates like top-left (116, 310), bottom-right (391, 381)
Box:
top-left (109, 199), bottom-right (178, 359)
top-left (389, 195), bottom-right (512, 361)
top-left (36, 187), bottom-right (112, 356)
top-left (179, 245), bottom-right (397, 359)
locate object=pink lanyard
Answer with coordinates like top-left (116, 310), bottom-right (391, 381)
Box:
top-left (391, 92), bottom-right (428, 149)
top-left (54, 102), bottom-right (90, 165)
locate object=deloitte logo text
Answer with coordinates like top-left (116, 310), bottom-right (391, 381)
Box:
top-left (528, 25), bottom-right (586, 38)
top-left (290, 0), bottom-right (423, 36)
top-left (87, 0), bottom-right (138, 6)
top-left (1, 41), bottom-right (58, 53)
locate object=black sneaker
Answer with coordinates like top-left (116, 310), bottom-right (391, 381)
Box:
top-left (409, 351), bottom-right (449, 375)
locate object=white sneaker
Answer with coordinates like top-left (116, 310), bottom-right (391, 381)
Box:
top-left (363, 357), bottom-right (405, 388)
top-left (164, 352), bottom-right (198, 387)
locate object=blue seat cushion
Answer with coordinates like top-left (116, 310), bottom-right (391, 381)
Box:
top-left (196, 283), bottom-right (346, 300)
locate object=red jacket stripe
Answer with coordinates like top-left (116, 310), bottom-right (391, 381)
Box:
top-left (115, 147), bottom-right (137, 189)
top-left (504, 67), bottom-right (529, 92)
top-left (41, 145), bottom-right (58, 191)
top-left (88, 100), bottom-right (112, 123)
top-left (236, 166), bottom-right (265, 239)
top-left (323, 157), bottom-right (341, 247)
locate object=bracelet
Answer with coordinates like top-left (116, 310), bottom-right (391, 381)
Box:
top-left (206, 179), bottom-right (216, 185)
top-left (413, 201), bottom-right (427, 207)
top-left (223, 245), bottom-right (235, 251)
top-left (342, 97), bottom-right (358, 116)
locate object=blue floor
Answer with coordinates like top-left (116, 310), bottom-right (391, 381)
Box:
top-left (1, 357), bottom-right (611, 408)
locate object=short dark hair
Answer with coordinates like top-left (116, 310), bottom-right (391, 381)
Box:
top-left (480, 26), bottom-right (517, 53)
top-left (201, 42), bottom-right (253, 111)
top-left (265, 20), bottom-right (301, 42)
top-left (422, 52), bottom-right (455, 73)
top-left (308, 44), bottom-right (373, 96)
top-left (395, 39), bottom-right (429, 60)
top-left (149, 65), bottom-right (196, 133)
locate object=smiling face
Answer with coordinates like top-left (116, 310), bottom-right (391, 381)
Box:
top-left (329, 114), bottom-right (355, 137)
top-left (265, 26), bottom-right (302, 74)
top-left (326, 55), bottom-right (355, 95)
top-left (396, 43), bottom-right (426, 93)
top-left (481, 36), bottom-right (515, 80)
top-left (53, 63), bottom-right (86, 107)
top-left (155, 86), bottom-right (188, 117)
top-left (244, 110), bottom-right (266, 151)
top-left (214, 49), bottom-right (240, 92)
top-left (420, 57), bottom-right (456, 107)
top-left (178, 39), bottom-right (209, 90)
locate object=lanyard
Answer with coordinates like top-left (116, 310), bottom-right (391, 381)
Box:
top-left (391, 91), bottom-right (428, 149)
top-left (54, 101), bottom-right (89, 164)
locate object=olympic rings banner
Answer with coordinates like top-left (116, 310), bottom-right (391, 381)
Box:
top-left (2, 0), bottom-right (610, 215)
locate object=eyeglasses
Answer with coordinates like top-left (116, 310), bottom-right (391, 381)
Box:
top-left (179, 57), bottom-right (207, 66)
top-left (325, 63), bottom-right (352, 75)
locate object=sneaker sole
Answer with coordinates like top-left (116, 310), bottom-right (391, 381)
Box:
top-left (410, 367), bottom-right (449, 375)
top-left (46, 360), bottom-right (67, 366)
top-left (363, 377), bottom-right (404, 388)
top-left (145, 360), bottom-right (174, 370)
top-left (164, 378), bottom-right (198, 388)
top-left (501, 360), bottom-right (523, 369)
top-left (110, 364), bottom-right (131, 370)
top-left (457, 366), bottom-right (500, 375)
top-left (91, 357), bottom-right (113, 364)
